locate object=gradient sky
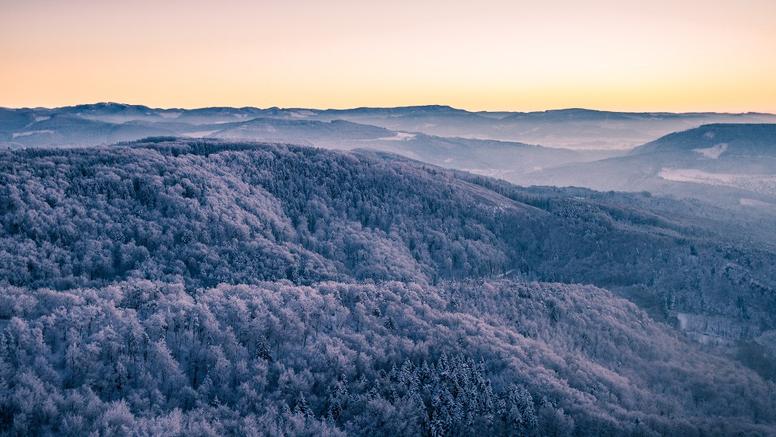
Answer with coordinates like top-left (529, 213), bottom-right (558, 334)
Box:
top-left (1, 0), bottom-right (775, 112)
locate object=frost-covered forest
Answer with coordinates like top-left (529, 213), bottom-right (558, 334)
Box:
top-left (2, 139), bottom-right (776, 435)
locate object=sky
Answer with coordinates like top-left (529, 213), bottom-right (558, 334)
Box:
top-left (1, 0), bottom-right (775, 112)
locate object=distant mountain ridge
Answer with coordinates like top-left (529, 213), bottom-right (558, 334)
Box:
top-left (3, 102), bottom-right (775, 150)
top-left (0, 103), bottom-right (624, 179)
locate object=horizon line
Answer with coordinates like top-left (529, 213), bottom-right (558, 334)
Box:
top-left (2, 101), bottom-right (775, 116)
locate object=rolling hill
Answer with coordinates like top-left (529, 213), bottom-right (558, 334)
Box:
top-left (522, 124), bottom-right (776, 211)
top-left (2, 138), bottom-right (776, 434)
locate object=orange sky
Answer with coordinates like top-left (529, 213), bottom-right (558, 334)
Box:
top-left (1, 0), bottom-right (775, 112)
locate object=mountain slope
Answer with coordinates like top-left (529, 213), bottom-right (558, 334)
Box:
top-left (205, 117), bottom-right (394, 144)
top-left (523, 124), bottom-right (776, 209)
top-left (3, 138), bottom-right (776, 434)
top-left (0, 114), bottom-right (178, 148)
top-left (632, 123), bottom-right (776, 157)
top-left (3, 139), bottom-right (776, 337)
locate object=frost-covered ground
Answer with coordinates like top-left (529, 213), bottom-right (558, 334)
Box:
top-left (659, 167), bottom-right (776, 195)
top-left (693, 143), bottom-right (728, 159)
top-left (2, 134), bottom-right (776, 435)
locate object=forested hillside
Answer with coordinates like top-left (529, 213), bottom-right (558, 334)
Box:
top-left (2, 139), bottom-right (776, 435)
top-left (2, 280), bottom-right (774, 435)
top-left (3, 139), bottom-right (775, 329)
